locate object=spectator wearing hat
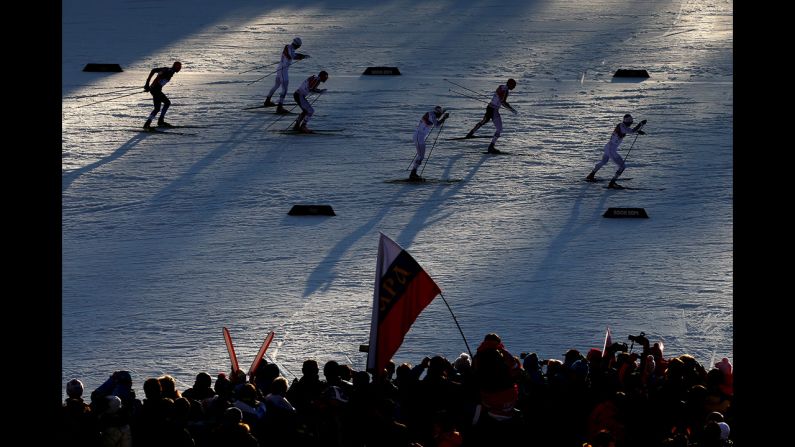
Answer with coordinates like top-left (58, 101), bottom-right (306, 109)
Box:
top-left (699, 420), bottom-right (733, 446)
top-left (714, 358), bottom-right (733, 397)
top-left (472, 333), bottom-right (522, 421)
top-left (60, 378), bottom-right (100, 444)
top-left (99, 395), bottom-right (132, 447)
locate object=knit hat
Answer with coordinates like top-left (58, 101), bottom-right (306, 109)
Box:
top-left (715, 358), bottom-right (732, 375)
top-left (453, 353), bottom-right (471, 371)
top-left (717, 422), bottom-right (730, 440)
top-left (66, 379), bottom-right (84, 398)
top-left (106, 395), bottom-right (122, 414)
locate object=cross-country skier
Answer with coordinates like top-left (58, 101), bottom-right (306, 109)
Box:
top-left (293, 71), bottom-right (329, 133)
top-left (410, 106), bottom-right (449, 180)
top-left (465, 78), bottom-right (516, 153)
top-left (143, 61), bottom-right (182, 129)
top-left (585, 114), bottom-right (647, 188)
top-left (265, 37), bottom-right (310, 114)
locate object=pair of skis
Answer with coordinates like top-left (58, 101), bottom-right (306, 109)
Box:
top-left (222, 327), bottom-right (275, 376)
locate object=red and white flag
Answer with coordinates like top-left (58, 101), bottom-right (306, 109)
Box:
top-left (602, 326), bottom-right (612, 357)
top-left (367, 233), bottom-right (441, 375)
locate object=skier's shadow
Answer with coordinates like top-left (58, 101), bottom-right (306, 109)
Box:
top-left (301, 153), bottom-right (485, 298)
top-left (62, 133), bottom-right (150, 191)
top-left (396, 153), bottom-right (486, 246)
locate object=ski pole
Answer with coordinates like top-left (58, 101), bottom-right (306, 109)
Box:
top-left (438, 291), bottom-right (473, 358)
top-left (247, 60), bottom-right (303, 86)
top-left (238, 60), bottom-right (280, 75)
top-left (405, 124), bottom-right (436, 171)
top-left (419, 120), bottom-right (446, 177)
top-left (264, 353), bottom-right (298, 379)
top-left (70, 86), bottom-right (143, 99)
top-left (283, 92), bottom-right (323, 131)
top-left (443, 78), bottom-right (489, 98)
top-left (261, 93), bottom-right (318, 133)
top-left (76, 90), bottom-right (146, 108)
top-left (449, 88), bottom-right (489, 104)
top-left (622, 122), bottom-right (647, 164)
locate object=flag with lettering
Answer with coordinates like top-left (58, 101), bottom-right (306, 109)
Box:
top-left (367, 233), bottom-right (441, 375)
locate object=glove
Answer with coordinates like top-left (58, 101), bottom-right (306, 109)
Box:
top-left (442, 113), bottom-right (450, 119)
top-left (318, 88), bottom-right (327, 93)
top-left (637, 130), bottom-right (646, 135)
top-left (640, 119), bottom-right (647, 125)
top-left (143, 85), bottom-right (150, 92)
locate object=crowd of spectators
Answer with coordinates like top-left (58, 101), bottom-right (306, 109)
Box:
top-left (60, 332), bottom-right (734, 446)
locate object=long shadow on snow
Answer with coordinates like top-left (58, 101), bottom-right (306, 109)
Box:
top-left (62, 133), bottom-right (151, 191)
top-left (302, 153), bottom-right (486, 297)
top-left (525, 183), bottom-right (611, 286)
top-left (143, 113), bottom-right (281, 208)
top-left (395, 154), bottom-right (487, 248)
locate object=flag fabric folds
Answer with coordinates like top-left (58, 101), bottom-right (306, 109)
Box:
top-left (367, 233), bottom-right (441, 375)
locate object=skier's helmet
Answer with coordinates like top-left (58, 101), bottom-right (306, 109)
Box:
top-left (623, 114), bottom-right (633, 125)
top-left (507, 78), bottom-right (517, 89)
top-left (434, 105), bottom-right (444, 116)
top-left (292, 37), bottom-right (302, 48)
top-left (172, 61), bottom-right (182, 71)
top-left (319, 70), bottom-right (329, 81)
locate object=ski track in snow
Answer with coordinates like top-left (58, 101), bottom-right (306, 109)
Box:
top-left (62, 0), bottom-right (732, 398)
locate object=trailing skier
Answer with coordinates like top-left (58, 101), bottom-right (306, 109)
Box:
top-left (585, 114), bottom-right (647, 189)
top-left (293, 71), bottom-right (329, 133)
top-left (410, 106), bottom-right (449, 180)
top-left (143, 61), bottom-right (182, 129)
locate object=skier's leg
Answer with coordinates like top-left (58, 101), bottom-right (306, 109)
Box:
top-left (158, 95), bottom-right (171, 124)
top-left (278, 69), bottom-right (289, 105)
top-left (145, 93), bottom-right (161, 127)
top-left (267, 70), bottom-right (282, 99)
top-left (490, 109), bottom-right (503, 146)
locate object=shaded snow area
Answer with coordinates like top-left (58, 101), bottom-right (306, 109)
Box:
top-left (62, 0), bottom-right (732, 397)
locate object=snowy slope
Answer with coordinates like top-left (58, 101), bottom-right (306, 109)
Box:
top-left (62, 0), bottom-right (733, 396)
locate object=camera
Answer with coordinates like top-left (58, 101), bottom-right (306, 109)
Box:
top-left (627, 332), bottom-right (650, 347)
top-left (607, 342), bottom-right (628, 353)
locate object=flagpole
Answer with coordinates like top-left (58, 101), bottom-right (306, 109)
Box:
top-left (438, 292), bottom-right (473, 358)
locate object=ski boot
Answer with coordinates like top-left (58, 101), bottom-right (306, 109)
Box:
top-left (409, 168), bottom-right (421, 181)
top-left (487, 142), bottom-right (501, 154)
top-left (275, 104), bottom-right (290, 114)
top-left (264, 97), bottom-right (276, 107)
top-left (143, 119), bottom-right (152, 130)
top-left (157, 120), bottom-right (174, 128)
top-left (607, 180), bottom-right (624, 189)
top-left (298, 124), bottom-right (312, 134)
top-left (585, 171), bottom-right (596, 182)
top-left (465, 130), bottom-right (475, 139)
